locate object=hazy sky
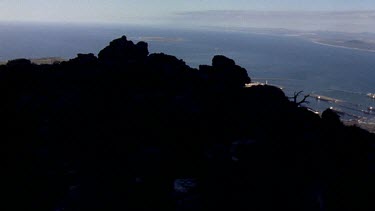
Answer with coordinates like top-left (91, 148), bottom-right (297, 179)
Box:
top-left (0, 1), bottom-right (374, 32)
top-left (0, 1), bottom-right (374, 22)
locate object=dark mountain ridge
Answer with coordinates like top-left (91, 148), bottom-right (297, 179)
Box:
top-left (3, 36), bottom-right (375, 211)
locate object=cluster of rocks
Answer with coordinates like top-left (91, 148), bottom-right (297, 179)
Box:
top-left (2, 36), bottom-right (375, 211)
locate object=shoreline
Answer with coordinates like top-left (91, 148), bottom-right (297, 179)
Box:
top-left (310, 40), bottom-right (375, 53)
top-left (343, 120), bottom-right (375, 134)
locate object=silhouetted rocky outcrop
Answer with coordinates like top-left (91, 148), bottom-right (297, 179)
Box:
top-left (199, 55), bottom-right (250, 89)
top-left (98, 35), bottom-right (148, 65)
top-left (69, 53), bottom-right (98, 65)
top-left (6, 58), bottom-right (32, 67)
top-left (322, 108), bottom-right (342, 125)
top-left (2, 36), bottom-right (375, 211)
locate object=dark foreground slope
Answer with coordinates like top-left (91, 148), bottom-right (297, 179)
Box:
top-left (3, 36), bottom-right (375, 211)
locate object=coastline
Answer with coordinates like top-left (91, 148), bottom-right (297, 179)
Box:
top-left (344, 120), bottom-right (375, 134)
top-left (310, 39), bottom-right (375, 53)
top-left (241, 30), bottom-right (375, 54)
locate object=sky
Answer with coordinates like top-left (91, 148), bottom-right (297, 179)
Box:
top-left (0, 1), bottom-right (374, 32)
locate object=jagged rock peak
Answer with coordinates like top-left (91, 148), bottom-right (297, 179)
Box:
top-left (98, 35), bottom-right (149, 64)
top-left (109, 35), bottom-right (131, 46)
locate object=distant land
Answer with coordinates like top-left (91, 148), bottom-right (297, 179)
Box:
top-left (131, 36), bottom-right (184, 43)
top-left (0, 57), bottom-right (65, 65)
top-left (208, 26), bottom-right (375, 52)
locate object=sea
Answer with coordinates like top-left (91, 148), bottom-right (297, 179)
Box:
top-left (0, 22), bottom-right (375, 123)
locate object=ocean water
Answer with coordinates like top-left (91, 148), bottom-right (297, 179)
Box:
top-left (0, 23), bottom-right (374, 122)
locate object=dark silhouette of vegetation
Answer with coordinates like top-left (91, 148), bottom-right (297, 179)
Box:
top-left (3, 36), bottom-right (375, 211)
top-left (290, 90), bottom-right (310, 106)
